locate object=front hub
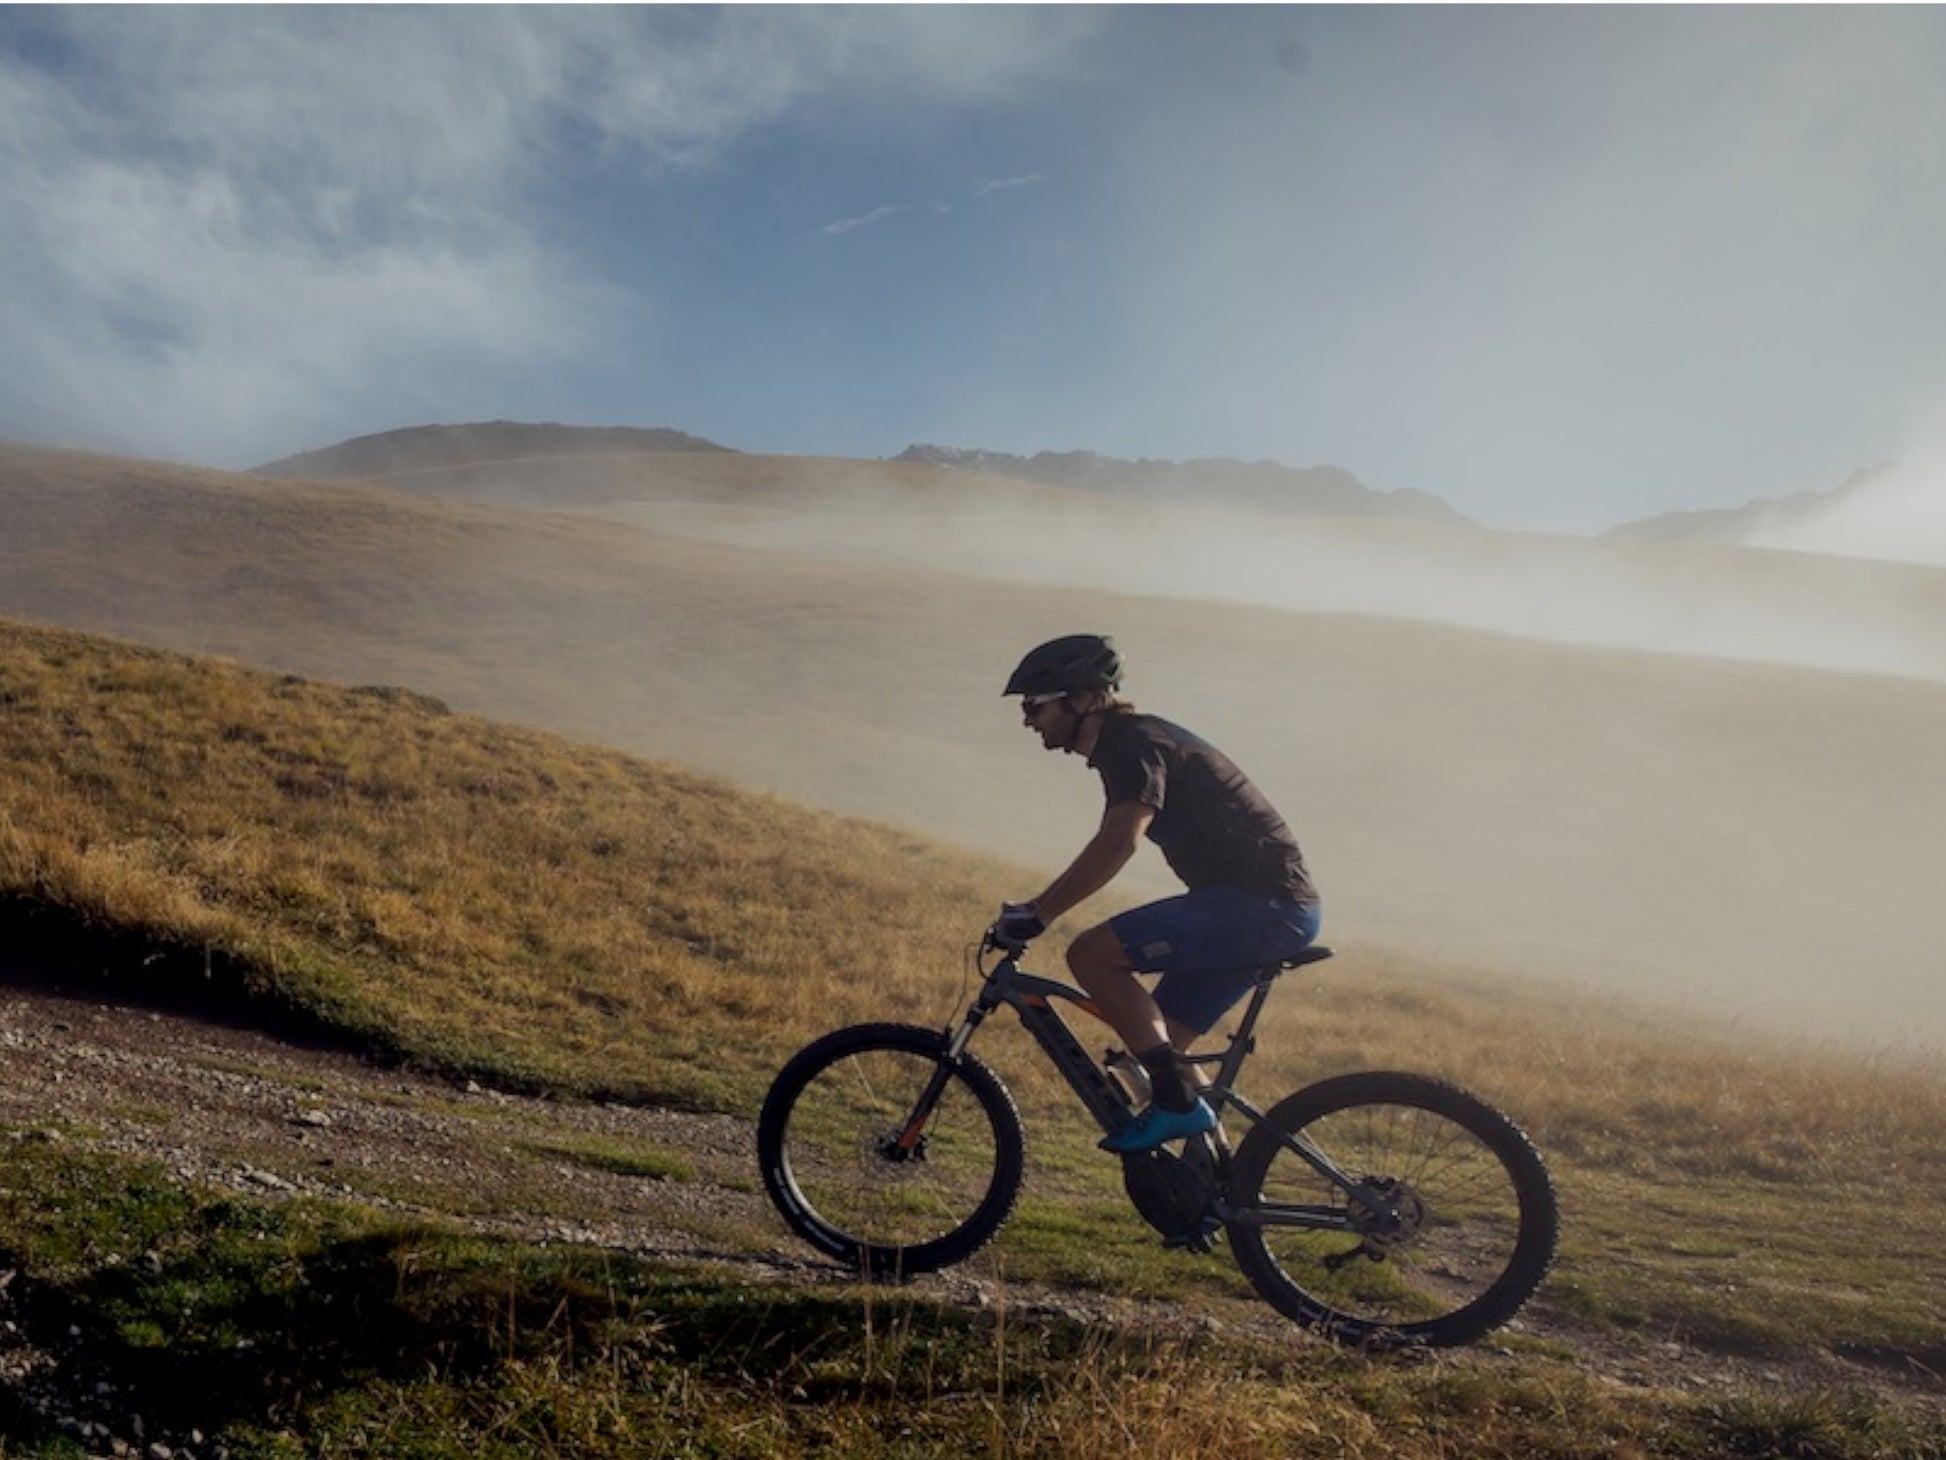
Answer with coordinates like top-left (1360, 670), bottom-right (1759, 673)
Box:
top-left (1349, 1176), bottom-right (1427, 1254)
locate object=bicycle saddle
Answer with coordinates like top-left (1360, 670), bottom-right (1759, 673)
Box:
top-left (1274, 945), bottom-right (1335, 973)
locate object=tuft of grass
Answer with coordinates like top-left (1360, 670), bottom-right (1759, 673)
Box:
top-left (1700, 1389), bottom-right (1946, 1460)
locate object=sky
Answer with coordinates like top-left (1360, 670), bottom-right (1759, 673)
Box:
top-left (5, 5), bottom-right (1946, 534)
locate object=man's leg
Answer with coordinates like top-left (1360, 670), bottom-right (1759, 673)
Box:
top-left (1164, 1018), bottom-right (1211, 1092)
top-left (1066, 922), bottom-right (1170, 1053)
top-left (1067, 923), bottom-right (1202, 1114)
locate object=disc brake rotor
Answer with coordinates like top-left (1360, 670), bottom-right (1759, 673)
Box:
top-left (1349, 1176), bottom-right (1427, 1254)
top-left (867, 1129), bottom-right (928, 1167)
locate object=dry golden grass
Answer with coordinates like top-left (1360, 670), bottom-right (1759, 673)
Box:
top-left (0, 616), bottom-right (1020, 1105)
top-left (4, 614), bottom-right (1946, 1381)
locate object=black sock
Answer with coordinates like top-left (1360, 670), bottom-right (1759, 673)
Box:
top-left (1136, 1043), bottom-right (1198, 1112)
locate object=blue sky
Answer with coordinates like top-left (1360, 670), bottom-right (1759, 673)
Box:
top-left (5, 5), bottom-right (1946, 532)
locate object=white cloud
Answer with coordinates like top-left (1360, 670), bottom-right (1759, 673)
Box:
top-left (823, 204), bottom-right (912, 237)
top-left (1077, 8), bottom-right (1946, 529)
top-left (0, 8), bottom-right (1096, 465)
top-left (973, 172), bottom-right (1047, 197)
top-left (822, 172), bottom-right (1047, 239)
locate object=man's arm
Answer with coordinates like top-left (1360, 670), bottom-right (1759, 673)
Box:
top-left (1030, 800), bottom-right (1156, 924)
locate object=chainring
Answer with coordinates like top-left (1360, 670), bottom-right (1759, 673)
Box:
top-left (1120, 1144), bottom-right (1217, 1240)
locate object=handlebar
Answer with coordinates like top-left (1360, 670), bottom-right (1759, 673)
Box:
top-left (982, 924), bottom-right (1032, 958)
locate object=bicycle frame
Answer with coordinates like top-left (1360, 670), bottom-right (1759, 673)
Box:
top-left (934, 939), bottom-right (1376, 1234)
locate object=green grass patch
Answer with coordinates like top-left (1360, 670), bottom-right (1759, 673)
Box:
top-left (3, 1131), bottom-right (1945, 1458)
top-left (3, 1132), bottom-right (1943, 1458)
top-left (516, 1136), bottom-right (694, 1184)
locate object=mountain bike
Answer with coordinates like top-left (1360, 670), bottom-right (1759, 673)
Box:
top-left (757, 929), bottom-right (1558, 1348)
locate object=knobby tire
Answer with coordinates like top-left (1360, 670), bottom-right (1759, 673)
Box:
top-left (1226, 1070), bottom-right (1558, 1348)
top-left (757, 1023), bottom-right (1026, 1277)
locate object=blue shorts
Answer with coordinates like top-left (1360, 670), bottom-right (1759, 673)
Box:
top-left (1109, 887), bottom-right (1323, 1036)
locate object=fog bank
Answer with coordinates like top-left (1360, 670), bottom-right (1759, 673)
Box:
top-left (576, 486), bottom-right (1946, 687)
top-left (1743, 454), bottom-right (1946, 570)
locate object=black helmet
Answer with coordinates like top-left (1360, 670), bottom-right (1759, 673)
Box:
top-left (1004, 634), bottom-right (1123, 697)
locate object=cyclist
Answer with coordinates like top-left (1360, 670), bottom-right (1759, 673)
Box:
top-left (996, 634), bottom-right (1321, 1152)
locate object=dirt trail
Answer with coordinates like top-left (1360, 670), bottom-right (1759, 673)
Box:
top-left (0, 978), bottom-right (769, 1262)
top-left (0, 974), bottom-right (1937, 1427)
top-left (0, 974), bottom-right (1189, 1326)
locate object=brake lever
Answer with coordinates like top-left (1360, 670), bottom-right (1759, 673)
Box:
top-left (983, 925), bottom-right (1030, 958)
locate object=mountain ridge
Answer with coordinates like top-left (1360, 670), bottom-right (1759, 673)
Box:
top-left (895, 441), bottom-right (1472, 524)
top-left (1603, 464), bottom-right (1894, 546)
top-left (244, 418), bottom-right (1473, 526)
top-left (254, 420), bottom-right (735, 480)
top-left (1603, 458), bottom-right (1946, 573)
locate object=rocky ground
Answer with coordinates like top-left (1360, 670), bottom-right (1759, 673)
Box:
top-left (0, 974), bottom-right (1937, 1456)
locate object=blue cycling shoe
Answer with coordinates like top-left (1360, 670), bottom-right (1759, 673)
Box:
top-left (1099, 1098), bottom-right (1217, 1153)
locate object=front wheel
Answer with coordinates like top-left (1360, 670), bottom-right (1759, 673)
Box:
top-left (757, 1023), bottom-right (1026, 1277)
top-left (1226, 1071), bottom-right (1558, 1348)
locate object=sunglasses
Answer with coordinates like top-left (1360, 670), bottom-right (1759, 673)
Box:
top-left (1021, 692), bottom-right (1067, 714)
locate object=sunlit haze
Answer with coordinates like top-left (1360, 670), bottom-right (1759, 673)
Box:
top-left (6, 6), bottom-right (1946, 539)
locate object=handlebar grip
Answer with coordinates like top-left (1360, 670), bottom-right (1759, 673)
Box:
top-left (985, 925), bottom-right (1031, 956)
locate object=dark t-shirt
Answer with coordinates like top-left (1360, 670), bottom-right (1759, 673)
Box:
top-left (1087, 712), bottom-right (1317, 905)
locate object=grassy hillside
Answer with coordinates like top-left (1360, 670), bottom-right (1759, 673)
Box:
top-left (8, 1140), bottom-right (1937, 1460)
top-left (5, 438), bottom-right (1946, 1056)
top-left (228, 428), bottom-right (1946, 691)
top-left (0, 617), bottom-right (1023, 1108)
top-left (6, 621), bottom-right (1946, 1321)
top-left (3, 618), bottom-right (1945, 1453)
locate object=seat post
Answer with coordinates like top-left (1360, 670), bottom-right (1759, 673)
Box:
top-left (1207, 946), bottom-right (1333, 1093)
top-left (1229, 968), bottom-right (1281, 1044)
top-left (1200, 969), bottom-right (1279, 1095)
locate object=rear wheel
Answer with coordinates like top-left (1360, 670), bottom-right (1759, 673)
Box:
top-left (757, 1023), bottom-right (1025, 1276)
top-left (1227, 1071), bottom-right (1557, 1347)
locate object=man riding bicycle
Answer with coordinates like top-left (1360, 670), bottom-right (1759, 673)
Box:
top-left (997, 634), bottom-right (1322, 1153)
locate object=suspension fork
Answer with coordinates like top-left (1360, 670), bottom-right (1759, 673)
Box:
top-left (886, 999), bottom-right (996, 1156)
top-left (886, 960), bottom-right (1022, 1157)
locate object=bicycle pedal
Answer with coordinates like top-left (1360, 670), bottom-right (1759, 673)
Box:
top-left (1162, 1217), bottom-right (1222, 1254)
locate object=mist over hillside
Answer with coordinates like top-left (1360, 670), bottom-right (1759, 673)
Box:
top-left (270, 423), bottom-right (1946, 687)
top-left (1610, 456), bottom-right (1946, 569)
top-left (256, 422), bottom-right (1470, 526)
top-left (603, 482), bottom-right (1946, 687)
top-left (894, 443), bottom-right (1471, 525)
top-left (4, 436), bottom-right (1945, 1057)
